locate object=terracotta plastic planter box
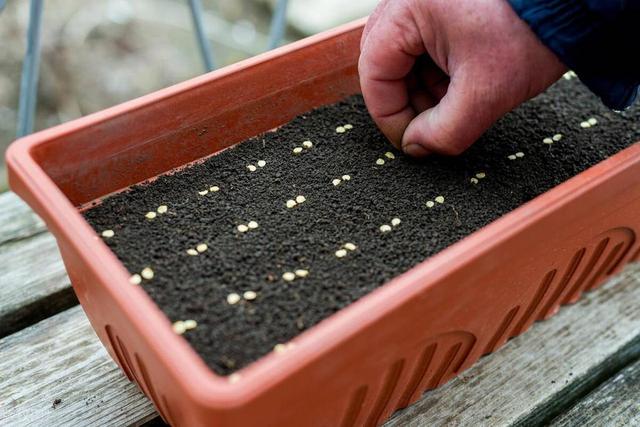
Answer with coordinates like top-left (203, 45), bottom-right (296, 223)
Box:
top-left (7, 19), bottom-right (640, 427)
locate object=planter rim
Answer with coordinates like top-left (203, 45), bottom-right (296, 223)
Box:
top-left (6, 17), bottom-right (640, 408)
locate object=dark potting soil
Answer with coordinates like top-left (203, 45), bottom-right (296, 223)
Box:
top-left (84, 77), bottom-right (640, 376)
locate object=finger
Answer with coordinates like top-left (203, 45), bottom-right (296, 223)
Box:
top-left (415, 58), bottom-right (450, 101)
top-left (358, 3), bottom-right (425, 147)
top-left (407, 67), bottom-right (436, 113)
top-left (425, 77), bottom-right (450, 102)
top-left (402, 75), bottom-right (496, 157)
top-left (409, 90), bottom-right (437, 114)
top-left (409, 59), bottom-right (449, 111)
top-left (415, 56), bottom-right (448, 86)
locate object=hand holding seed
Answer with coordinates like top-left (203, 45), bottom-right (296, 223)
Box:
top-left (358, 0), bottom-right (567, 157)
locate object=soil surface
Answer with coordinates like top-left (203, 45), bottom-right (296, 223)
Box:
top-left (84, 77), bottom-right (639, 375)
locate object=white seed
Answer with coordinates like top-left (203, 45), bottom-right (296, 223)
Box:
top-left (295, 195), bottom-right (306, 204)
top-left (343, 124), bottom-right (353, 130)
top-left (228, 373), bottom-right (241, 383)
top-left (196, 243), bottom-right (208, 253)
top-left (543, 137), bottom-right (554, 144)
top-left (470, 177), bottom-right (479, 184)
top-left (247, 164), bottom-right (257, 172)
top-left (302, 140), bottom-right (313, 149)
top-left (145, 211), bottom-right (157, 220)
top-left (247, 221), bottom-right (259, 229)
top-left (380, 224), bottom-right (392, 233)
top-left (332, 178), bottom-right (342, 186)
top-left (274, 343), bottom-right (288, 353)
top-left (293, 147), bottom-right (303, 154)
top-left (129, 274), bottom-right (142, 285)
top-left (183, 319), bottom-right (198, 330)
top-left (102, 229), bottom-right (115, 238)
top-left (515, 152), bottom-right (525, 158)
top-left (157, 205), bottom-right (168, 214)
top-left (172, 321), bottom-right (186, 335)
top-left (237, 224), bottom-right (249, 233)
top-left (141, 267), bottom-right (154, 280)
top-left (580, 121), bottom-right (591, 128)
top-left (391, 218), bottom-right (401, 226)
top-left (210, 186), bottom-right (220, 192)
top-left (341, 175), bottom-right (351, 181)
top-left (295, 269), bottom-right (309, 278)
top-left (187, 248), bottom-right (198, 256)
top-left (226, 293), bottom-right (241, 305)
top-left (426, 201), bottom-right (435, 208)
top-left (335, 249), bottom-right (348, 258)
top-left (257, 160), bottom-right (266, 168)
top-left (336, 126), bottom-right (346, 134)
top-left (282, 271), bottom-right (296, 282)
top-left (588, 117), bottom-right (598, 125)
top-left (243, 290), bottom-right (257, 301)
top-left (508, 155), bottom-right (517, 160)
top-left (435, 196), bottom-right (445, 204)
top-left (376, 158), bottom-right (385, 166)
top-left (198, 190), bottom-right (209, 196)
top-left (385, 151), bottom-right (396, 159)
top-left (553, 133), bottom-right (563, 141)
top-left (343, 242), bottom-right (357, 251)
top-left (286, 199), bottom-right (297, 208)
top-left (476, 172), bottom-right (486, 179)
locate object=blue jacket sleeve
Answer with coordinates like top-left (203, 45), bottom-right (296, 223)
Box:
top-left (509, 0), bottom-right (640, 110)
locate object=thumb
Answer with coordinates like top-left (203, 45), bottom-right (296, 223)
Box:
top-left (401, 76), bottom-right (497, 157)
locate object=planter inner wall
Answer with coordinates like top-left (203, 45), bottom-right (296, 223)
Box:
top-left (31, 28), bottom-right (362, 207)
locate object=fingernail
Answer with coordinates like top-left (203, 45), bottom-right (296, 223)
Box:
top-left (403, 144), bottom-right (430, 158)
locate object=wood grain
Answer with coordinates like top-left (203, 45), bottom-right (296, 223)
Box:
top-left (0, 232), bottom-right (77, 337)
top-left (0, 192), bottom-right (46, 246)
top-left (0, 191), bottom-right (77, 337)
top-left (550, 358), bottom-right (640, 426)
top-left (0, 306), bottom-right (157, 427)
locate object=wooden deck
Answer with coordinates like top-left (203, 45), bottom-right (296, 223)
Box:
top-left (1, 190), bottom-right (639, 426)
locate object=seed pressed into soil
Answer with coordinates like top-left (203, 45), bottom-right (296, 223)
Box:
top-left (84, 79), bottom-right (639, 376)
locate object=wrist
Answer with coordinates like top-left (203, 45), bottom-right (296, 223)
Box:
top-left (508, 0), bottom-right (639, 110)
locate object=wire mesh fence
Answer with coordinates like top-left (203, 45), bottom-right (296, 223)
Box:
top-left (15, 0), bottom-right (290, 138)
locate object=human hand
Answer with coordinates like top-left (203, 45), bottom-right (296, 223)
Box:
top-left (358, 0), bottom-right (567, 157)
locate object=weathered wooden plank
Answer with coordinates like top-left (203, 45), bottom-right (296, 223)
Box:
top-left (0, 306), bottom-right (157, 427)
top-left (1, 266), bottom-right (639, 427)
top-left (0, 232), bottom-right (77, 337)
top-left (386, 264), bottom-right (640, 427)
top-left (550, 358), bottom-right (640, 426)
top-left (0, 191), bottom-right (46, 246)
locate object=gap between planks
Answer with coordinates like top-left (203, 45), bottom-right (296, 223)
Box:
top-left (0, 231), bottom-right (77, 337)
top-left (549, 356), bottom-right (640, 426)
top-left (0, 191), bottom-right (77, 337)
top-left (0, 265), bottom-right (637, 427)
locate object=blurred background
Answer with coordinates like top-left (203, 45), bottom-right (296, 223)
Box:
top-left (0, 0), bottom-right (378, 191)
